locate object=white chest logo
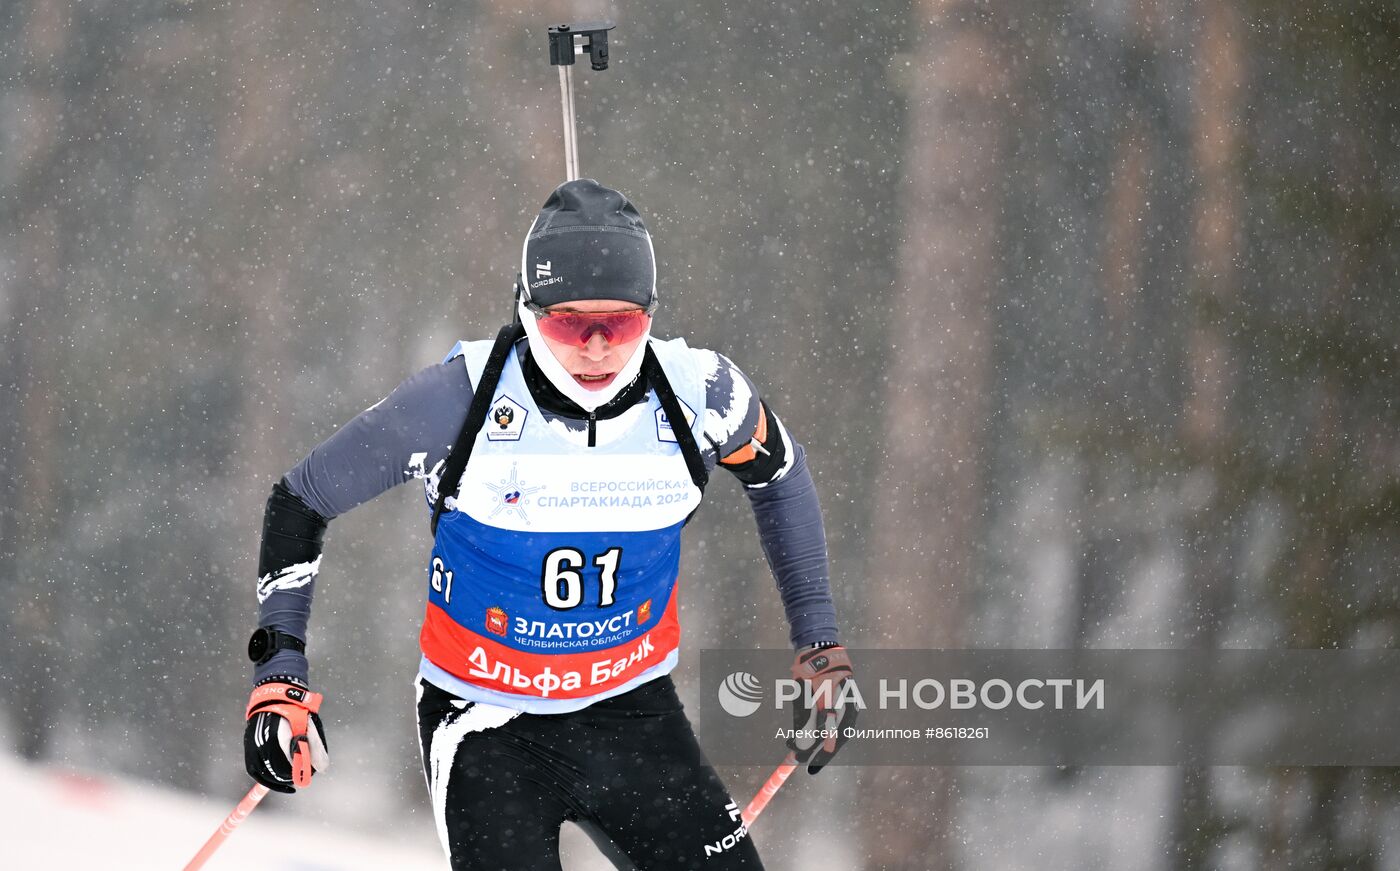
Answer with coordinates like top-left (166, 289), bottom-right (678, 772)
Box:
top-left (487, 395), bottom-right (528, 441)
top-left (485, 464), bottom-right (545, 524)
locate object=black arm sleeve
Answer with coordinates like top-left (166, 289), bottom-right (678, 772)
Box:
top-left (253, 478), bottom-right (329, 683)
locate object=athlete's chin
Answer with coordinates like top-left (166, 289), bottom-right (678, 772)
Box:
top-left (573, 373), bottom-right (617, 390)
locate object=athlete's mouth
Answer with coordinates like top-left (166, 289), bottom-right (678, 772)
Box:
top-left (574, 372), bottom-right (616, 389)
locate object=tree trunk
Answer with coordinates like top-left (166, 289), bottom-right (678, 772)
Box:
top-left (858, 3), bottom-right (1007, 868)
top-left (1, 0), bottom-right (73, 763)
top-left (1171, 2), bottom-right (1244, 868)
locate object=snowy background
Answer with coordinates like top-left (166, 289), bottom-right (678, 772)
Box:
top-left (2, 0), bottom-right (1398, 869)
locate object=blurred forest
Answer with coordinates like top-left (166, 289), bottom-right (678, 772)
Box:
top-left (2, 0), bottom-right (1398, 869)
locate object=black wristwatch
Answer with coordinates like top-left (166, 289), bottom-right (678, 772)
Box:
top-left (247, 627), bottom-right (306, 666)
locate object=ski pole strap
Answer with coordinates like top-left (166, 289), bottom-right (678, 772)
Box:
top-left (432, 322), bottom-right (525, 535)
top-left (246, 682), bottom-right (323, 719)
top-left (642, 344), bottom-right (709, 493)
top-left (245, 681), bottom-right (324, 789)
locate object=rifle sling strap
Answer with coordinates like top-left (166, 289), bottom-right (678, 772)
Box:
top-left (431, 322), bottom-right (523, 535)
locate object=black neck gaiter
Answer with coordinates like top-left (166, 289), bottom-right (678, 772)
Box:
top-left (521, 351), bottom-right (649, 421)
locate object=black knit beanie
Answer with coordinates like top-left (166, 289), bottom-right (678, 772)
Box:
top-left (520, 179), bottom-right (656, 308)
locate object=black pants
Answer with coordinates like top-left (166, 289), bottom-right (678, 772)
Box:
top-left (416, 675), bottom-right (765, 870)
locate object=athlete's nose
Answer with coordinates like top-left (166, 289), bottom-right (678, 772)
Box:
top-left (580, 330), bottom-right (611, 360)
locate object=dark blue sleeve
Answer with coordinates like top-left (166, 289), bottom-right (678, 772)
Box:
top-left (253, 360), bottom-right (473, 685)
top-left (694, 349), bottom-right (841, 649)
top-left (284, 360), bottom-right (474, 520)
top-left (745, 443), bottom-right (841, 648)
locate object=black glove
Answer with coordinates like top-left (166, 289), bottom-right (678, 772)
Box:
top-left (786, 644), bottom-right (857, 774)
top-left (244, 677), bottom-right (330, 793)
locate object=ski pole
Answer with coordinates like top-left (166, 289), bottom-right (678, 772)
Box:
top-left (182, 783), bottom-right (270, 871)
top-left (545, 21), bottom-right (616, 181)
top-left (741, 752), bottom-right (799, 827)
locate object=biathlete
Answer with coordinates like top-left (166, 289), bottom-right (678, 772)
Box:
top-left (243, 179), bottom-right (857, 869)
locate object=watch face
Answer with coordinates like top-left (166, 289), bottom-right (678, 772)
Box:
top-left (248, 629), bottom-right (271, 663)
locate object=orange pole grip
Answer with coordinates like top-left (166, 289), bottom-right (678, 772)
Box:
top-left (741, 752), bottom-right (799, 828)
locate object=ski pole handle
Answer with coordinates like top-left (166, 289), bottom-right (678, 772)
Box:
top-left (182, 783), bottom-right (270, 871)
top-left (741, 752), bottom-right (799, 827)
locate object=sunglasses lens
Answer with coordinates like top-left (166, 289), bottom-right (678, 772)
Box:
top-left (535, 310), bottom-right (650, 348)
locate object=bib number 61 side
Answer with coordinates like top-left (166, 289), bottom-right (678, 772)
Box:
top-left (429, 556), bottom-right (454, 603)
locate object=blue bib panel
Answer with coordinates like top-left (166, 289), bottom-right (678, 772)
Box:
top-left (416, 337), bottom-right (706, 714)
